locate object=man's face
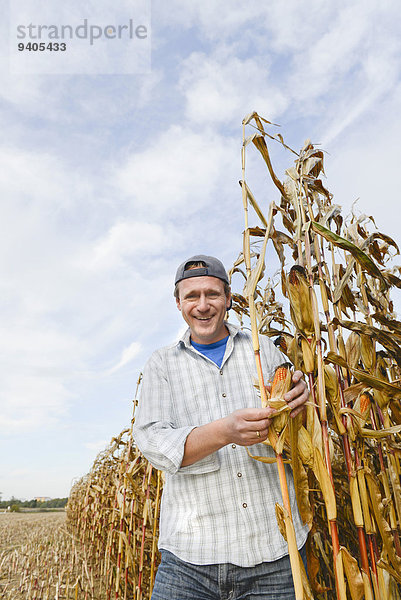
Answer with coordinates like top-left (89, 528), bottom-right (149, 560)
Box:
top-left (176, 276), bottom-right (231, 344)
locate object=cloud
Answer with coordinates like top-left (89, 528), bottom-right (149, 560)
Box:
top-left (8, 0), bottom-right (150, 75)
top-left (0, 146), bottom-right (96, 432)
top-left (320, 35), bottom-right (401, 145)
top-left (325, 85), bottom-right (401, 238)
top-left (0, 144), bottom-right (148, 434)
top-left (87, 221), bottom-right (171, 270)
top-left (179, 50), bottom-right (288, 127)
top-left (115, 124), bottom-right (238, 216)
top-left (0, 146), bottom-right (88, 210)
top-left (156, 0), bottom-right (401, 141)
top-left (108, 341), bottom-right (142, 373)
top-left (154, 0), bottom-right (328, 46)
top-left (0, 375), bottom-right (72, 431)
top-left (154, 0), bottom-right (342, 55)
top-left (286, 2), bottom-right (401, 136)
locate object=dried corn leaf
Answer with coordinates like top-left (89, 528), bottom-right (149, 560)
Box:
top-left (345, 332), bottom-right (361, 370)
top-left (340, 546), bottom-right (364, 600)
top-left (365, 468), bottom-right (401, 575)
top-left (326, 352), bottom-right (401, 398)
top-left (313, 448), bottom-right (336, 522)
top-left (361, 231), bottom-right (399, 259)
top-left (334, 318), bottom-right (401, 367)
top-left (311, 221), bottom-right (386, 287)
top-left (242, 181), bottom-right (268, 226)
top-left (372, 311), bottom-right (401, 336)
top-left (252, 135), bottom-right (287, 198)
top-left (243, 207), bottom-right (273, 298)
top-left (275, 504), bottom-right (304, 600)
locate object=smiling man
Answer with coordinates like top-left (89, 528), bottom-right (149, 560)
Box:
top-left (175, 259), bottom-right (232, 345)
top-left (133, 255), bottom-right (310, 600)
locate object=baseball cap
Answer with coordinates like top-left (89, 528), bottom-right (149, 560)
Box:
top-left (174, 255), bottom-right (229, 286)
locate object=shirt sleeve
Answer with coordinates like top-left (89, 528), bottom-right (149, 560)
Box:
top-left (132, 351), bottom-right (220, 476)
top-left (259, 335), bottom-right (290, 380)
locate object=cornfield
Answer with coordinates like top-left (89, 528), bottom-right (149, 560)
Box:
top-left (0, 511), bottom-right (101, 599)
top-left (6, 115), bottom-right (401, 599)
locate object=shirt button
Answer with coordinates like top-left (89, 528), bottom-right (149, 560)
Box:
top-left (231, 444), bottom-right (236, 449)
top-left (237, 472), bottom-right (242, 478)
top-left (242, 503), bottom-right (247, 508)
top-left (222, 393), bottom-right (227, 398)
top-left (220, 370), bottom-right (223, 375)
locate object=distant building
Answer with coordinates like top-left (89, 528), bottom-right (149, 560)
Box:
top-left (34, 497), bottom-right (51, 502)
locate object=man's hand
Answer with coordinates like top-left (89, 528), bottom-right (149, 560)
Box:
top-left (181, 407), bottom-right (275, 466)
top-left (283, 370), bottom-right (309, 418)
top-left (222, 407), bottom-right (275, 446)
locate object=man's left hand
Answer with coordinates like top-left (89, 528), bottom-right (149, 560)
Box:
top-left (283, 370), bottom-right (309, 418)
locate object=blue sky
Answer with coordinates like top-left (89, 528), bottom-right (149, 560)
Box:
top-left (1, 0), bottom-right (401, 500)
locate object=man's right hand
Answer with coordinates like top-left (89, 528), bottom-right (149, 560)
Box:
top-left (181, 407), bottom-right (275, 467)
top-left (222, 407), bottom-right (274, 446)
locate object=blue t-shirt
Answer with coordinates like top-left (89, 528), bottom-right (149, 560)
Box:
top-left (191, 335), bottom-right (229, 368)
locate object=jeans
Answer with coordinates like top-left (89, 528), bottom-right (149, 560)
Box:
top-left (151, 545), bottom-right (307, 600)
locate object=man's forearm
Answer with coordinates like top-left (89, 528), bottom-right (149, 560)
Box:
top-left (180, 407), bottom-right (276, 467)
top-left (181, 419), bottom-right (229, 467)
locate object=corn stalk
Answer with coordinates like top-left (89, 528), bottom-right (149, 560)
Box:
top-left (241, 116), bottom-right (306, 600)
top-left (231, 112), bottom-right (401, 600)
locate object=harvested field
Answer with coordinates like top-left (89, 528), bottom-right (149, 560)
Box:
top-left (0, 511), bottom-right (102, 599)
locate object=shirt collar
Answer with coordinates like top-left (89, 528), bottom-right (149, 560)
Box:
top-left (177, 321), bottom-right (241, 349)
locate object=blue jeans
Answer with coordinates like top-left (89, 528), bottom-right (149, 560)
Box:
top-left (151, 546), bottom-right (307, 600)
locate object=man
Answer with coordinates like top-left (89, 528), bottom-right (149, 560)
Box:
top-left (133, 255), bottom-right (309, 600)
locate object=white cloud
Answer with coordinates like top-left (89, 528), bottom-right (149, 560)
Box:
top-left (8, 0), bottom-right (150, 75)
top-left (154, 0), bottom-right (329, 46)
top-left (285, 2), bottom-right (401, 136)
top-left (0, 147), bottom-right (89, 210)
top-left (108, 341), bottom-right (142, 373)
top-left (158, 0), bottom-right (401, 141)
top-left (321, 88), bottom-right (381, 148)
top-left (179, 50), bottom-right (288, 126)
top-left (0, 145), bottom-right (150, 435)
top-left (0, 376), bottom-right (71, 430)
top-left (173, 323), bottom-right (188, 342)
top-left (288, 8), bottom-right (368, 100)
top-left (154, 0), bottom-right (359, 61)
top-left (261, 1), bottom-right (333, 53)
top-left (325, 86), bottom-right (401, 242)
top-left (321, 37), bottom-right (401, 145)
top-left (115, 124), bottom-right (238, 215)
top-left (87, 221), bottom-right (170, 270)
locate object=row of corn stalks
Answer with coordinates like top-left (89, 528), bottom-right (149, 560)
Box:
top-left (66, 376), bottom-right (162, 600)
top-left (230, 112), bottom-right (401, 600)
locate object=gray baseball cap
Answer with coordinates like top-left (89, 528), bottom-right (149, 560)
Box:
top-left (174, 255), bottom-right (229, 286)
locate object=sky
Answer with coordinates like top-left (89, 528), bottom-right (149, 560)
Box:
top-left (1, 0), bottom-right (401, 500)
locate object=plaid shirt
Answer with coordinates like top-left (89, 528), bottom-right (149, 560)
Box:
top-left (133, 322), bottom-right (309, 567)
